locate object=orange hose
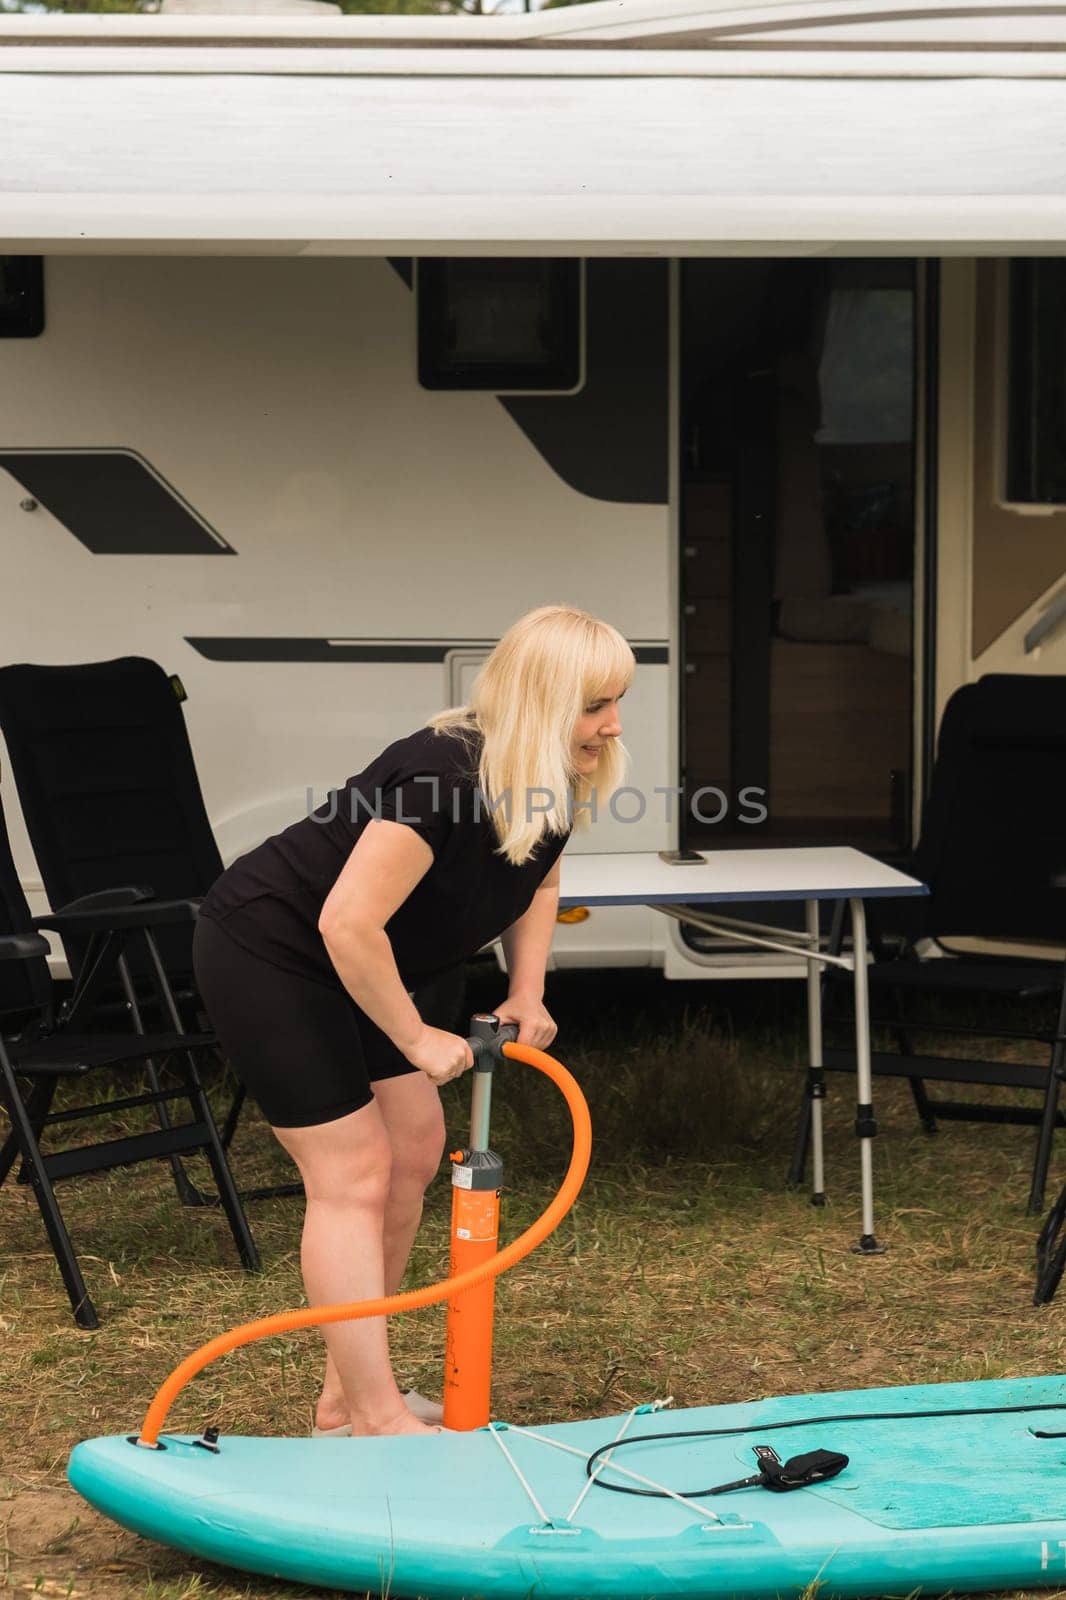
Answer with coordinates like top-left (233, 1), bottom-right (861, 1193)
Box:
top-left (138, 1043), bottom-right (591, 1446)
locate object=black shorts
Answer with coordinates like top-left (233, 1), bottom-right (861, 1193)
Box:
top-left (192, 914), bottom-right (465, 1128)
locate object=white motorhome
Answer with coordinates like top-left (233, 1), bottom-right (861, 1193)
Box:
top-left (1, 0), bottom-right (1064, 976)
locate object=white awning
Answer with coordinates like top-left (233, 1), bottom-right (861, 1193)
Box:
top-left (3, 65), bottom-right (1066, 254)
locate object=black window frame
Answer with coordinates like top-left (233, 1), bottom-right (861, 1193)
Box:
top-left (416, 258), bottom-right (582, 393)
top-left (1006, 258), bottom-right (1066, 506)
top-left (0, 257), bottom-right (44, 339)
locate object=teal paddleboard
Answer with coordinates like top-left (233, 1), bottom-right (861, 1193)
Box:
top-left (69, 1374), bottom-right (1066, 1598)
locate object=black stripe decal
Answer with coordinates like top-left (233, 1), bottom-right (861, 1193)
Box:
top-left (0, 448), bottom-right (233, 555)
top-left (503, 260), bottom-right (668, 506)
top-left (387, 258), bottom-right (669, 507)
top-left (186, 637), bottom-right (669, 665)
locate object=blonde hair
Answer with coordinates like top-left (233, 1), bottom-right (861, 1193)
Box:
top-left (427, 604), bottom-right (635, 866)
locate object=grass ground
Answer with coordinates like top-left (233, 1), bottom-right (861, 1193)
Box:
top-left (1, 967), bottom-right (1064, 1599)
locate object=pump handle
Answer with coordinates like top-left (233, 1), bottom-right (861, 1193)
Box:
top-left (467, 1013), bottom-right (520, 1070)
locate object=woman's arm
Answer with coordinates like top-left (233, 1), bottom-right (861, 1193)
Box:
top-left (318, 821), bottom-right (456, 1064)
top-left (498, 858), bottom-right (560, 1002)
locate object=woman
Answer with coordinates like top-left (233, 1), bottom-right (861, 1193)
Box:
top-left (193, 604), bottom-right (633, 1438)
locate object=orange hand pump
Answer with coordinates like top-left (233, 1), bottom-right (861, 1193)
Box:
top-left (137, 1019), bottom-right (591, 1448)
top-left (444, 1013), bottom-right (515, 1430)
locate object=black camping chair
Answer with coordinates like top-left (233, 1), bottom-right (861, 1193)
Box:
top-left (0, 656), bottom-right (256, 1201)
top-left (0, 792), bottom-right (259, 1328)
top-left (0, 656), bottom-right (308, 1202)
top-left (0, 657), bottom-right (224, 1023)
top-left (790, 674), bottom-right (1066, 1214)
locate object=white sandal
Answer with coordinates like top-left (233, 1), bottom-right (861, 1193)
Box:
top-left (402, 1389), bottom-right (444, 1425)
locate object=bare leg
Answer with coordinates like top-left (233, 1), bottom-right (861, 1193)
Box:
top-left (375, 1071), bottom-right (447, 1294)
top-left (274, 1099), bottom-right (434, 1438)
top-left (311, 1073), bottom-right (446, 1431)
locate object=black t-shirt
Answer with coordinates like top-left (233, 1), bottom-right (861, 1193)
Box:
top-left (199, 725), bottom-right (570, 988)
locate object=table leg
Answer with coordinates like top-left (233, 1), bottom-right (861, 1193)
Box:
top-left (805, 898), bottom-right (826, 1207)
top-left (849, 897), bottom-right (886, 1255)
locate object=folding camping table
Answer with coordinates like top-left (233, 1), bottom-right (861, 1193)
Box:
top-left (557, 846), bottom-right (927, 1253)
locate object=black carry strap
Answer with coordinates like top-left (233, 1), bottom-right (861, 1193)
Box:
top-left (709, 1444), bottom-right (850, 1496)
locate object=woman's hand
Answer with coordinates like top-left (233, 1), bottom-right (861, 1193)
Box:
top-left (403, 1025), bottom-right (475, 1087)
top-left (492, 993), bottom-right (558, 1051)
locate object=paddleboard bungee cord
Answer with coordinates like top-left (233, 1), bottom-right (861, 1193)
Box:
top-left (584, 1401), bottom-right (1066, 1500)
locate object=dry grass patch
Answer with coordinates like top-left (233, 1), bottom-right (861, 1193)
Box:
top-left (1, 970), bottom-right (1064, 1598)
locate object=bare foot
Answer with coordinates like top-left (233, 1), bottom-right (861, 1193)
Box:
top-left (316, 1386), bottom-right (442, 1432)
top-left (350, 1406), bottom-right (438, 1438)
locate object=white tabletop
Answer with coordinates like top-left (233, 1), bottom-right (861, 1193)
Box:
top-left (558, 847), bottom-right (927, 907)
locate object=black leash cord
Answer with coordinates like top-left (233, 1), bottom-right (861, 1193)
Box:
top-left (585, 1398), bottom-right (1066, 1499)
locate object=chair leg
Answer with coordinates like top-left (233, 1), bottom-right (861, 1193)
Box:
top-left (0, 1054), bottom-right (99, 1328)
top-left (116, 950), bottom-right (209, 1208)
top-left (906, 1072), bottom-right (939, 1136)
top-left (176, 1052), bottom-right (261, 1272)
top-left (220, 1079), bottom-right (246, 1151)
top-left (1028, 972), bottom-right (1066, 1216)
top-left (787, 1079), bottom-right (813, 1187)
top-left (0, 1075), bottom-right (55, 1186)
top-left (890, 1004), bottom-right (938, 1134)
top-left (202, 1105), bottom-right (261, 1273)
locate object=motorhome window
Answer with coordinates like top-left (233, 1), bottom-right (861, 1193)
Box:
top-left (817, 282), bottom-right (914, 446)
top-left (1006, 260), bottom-right (1066, 505)
top-left (417, 260), bottom-right (580, 391)
top-left (0, 258), bottom-right (44, 338)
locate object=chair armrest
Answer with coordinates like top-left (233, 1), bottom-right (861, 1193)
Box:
top-left (33, 897), bottom-right (203, 935)
top-left (54, 886), bottom-right (156, 912)
top-left (0, 931), bottom-right (52, 963)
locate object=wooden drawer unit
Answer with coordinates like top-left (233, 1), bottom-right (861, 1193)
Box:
top-left (683, 597), bottom-right (731, 653)
top-left (682, 538), bottom-right (731, 599)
